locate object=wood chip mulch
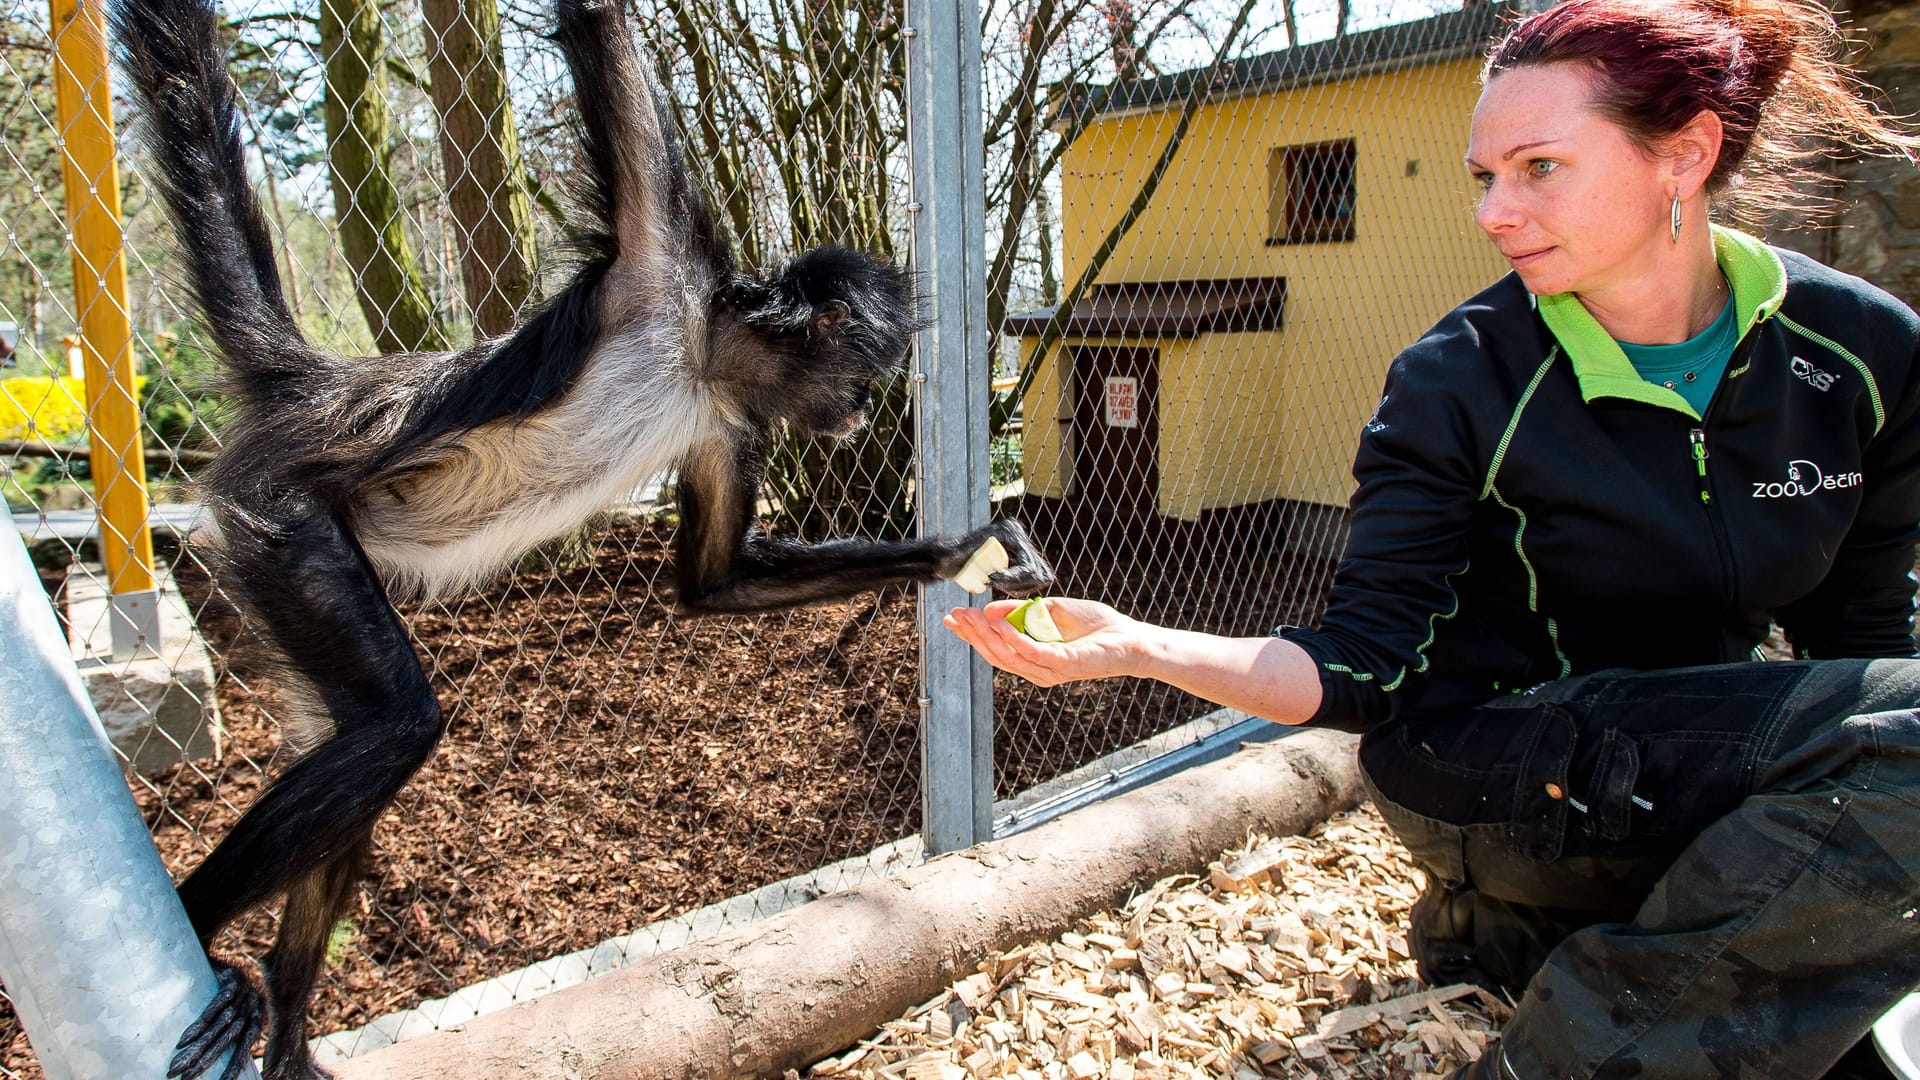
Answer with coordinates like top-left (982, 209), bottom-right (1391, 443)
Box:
top-left (802, 805), bottom-right (1510, 1080)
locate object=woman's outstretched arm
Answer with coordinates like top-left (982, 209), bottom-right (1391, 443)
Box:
top-left (943, 597), bottom-right (1323, 725)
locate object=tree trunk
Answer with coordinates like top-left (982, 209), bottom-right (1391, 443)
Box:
top-left (422, 0), bottom-right (537, 335)
top-left (1036, 158), bottom-right (1059, 305)
top-left (666, 0), bottom-right (762, 268)
top-left (320, 0), bottom-right (446, 354)
top-left (1104, 0), bottom-right (1140, 82)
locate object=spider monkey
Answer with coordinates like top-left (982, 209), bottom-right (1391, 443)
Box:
top-left (107, 0), bottom-right (1052, 1075)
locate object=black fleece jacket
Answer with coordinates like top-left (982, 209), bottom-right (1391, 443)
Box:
top-left (1282, 227), bottom-right (1920, 728)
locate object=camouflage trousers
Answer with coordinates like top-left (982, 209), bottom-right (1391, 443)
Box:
top-left (1359, 659), bottom-right (1920, 1079)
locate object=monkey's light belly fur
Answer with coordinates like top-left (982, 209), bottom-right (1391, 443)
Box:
top-left (357, 345), bottom-right (717, 602)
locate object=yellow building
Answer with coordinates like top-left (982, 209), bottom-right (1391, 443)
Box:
top-left (1006, 4), bottom-right (1511, 547)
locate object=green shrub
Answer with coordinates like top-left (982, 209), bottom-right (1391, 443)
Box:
top-left (142, 333), bottom-right (229, 449)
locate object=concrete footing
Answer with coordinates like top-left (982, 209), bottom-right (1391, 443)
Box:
top-left (64, 561), bottom-right (224, 773)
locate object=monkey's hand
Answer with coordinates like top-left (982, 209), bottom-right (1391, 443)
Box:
top-left (968, 519), bottom-right (1054, 597)
top-left (169, 959), bottom-right (264, 1080)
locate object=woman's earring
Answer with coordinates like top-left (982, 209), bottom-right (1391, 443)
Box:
top-left (1671, 195), bottom-right (1682, 245)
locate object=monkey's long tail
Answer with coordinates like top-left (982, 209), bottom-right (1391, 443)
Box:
top-left (107, 0), bottom-right (309, 399)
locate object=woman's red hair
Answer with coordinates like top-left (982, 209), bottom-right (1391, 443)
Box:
top-left (1487, 0), bottom-right (1919, 224)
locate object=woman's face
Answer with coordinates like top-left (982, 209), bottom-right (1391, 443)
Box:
top-left (1467, 63), bottom-right (1674, 297)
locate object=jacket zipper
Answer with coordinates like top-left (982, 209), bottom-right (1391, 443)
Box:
top-left (1688, 326), bottom-right (1758, 614)
top-left (1688, 428), bottom-right (1712, 505)
top-left (1689, 427), bottom-right (1738, 606)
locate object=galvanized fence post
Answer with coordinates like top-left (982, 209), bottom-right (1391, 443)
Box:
top-left (906, 0), bottom-right (993, 855)
top-left (0, 525), bottom-right (256, 1080)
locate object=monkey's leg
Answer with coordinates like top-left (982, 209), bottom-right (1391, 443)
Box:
top-left (258, 837), bottom-right (372, 1079)
top-left (170, 500), bottom-right (443, 1080)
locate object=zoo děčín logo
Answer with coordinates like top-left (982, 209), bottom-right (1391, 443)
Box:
top-left (1753, 459), bottom-right (1863, 499)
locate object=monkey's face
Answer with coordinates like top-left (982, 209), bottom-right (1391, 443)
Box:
top-left (788, 374), bottom-right (880, 439)
top-left (738, 245), bottom-right (918, 437)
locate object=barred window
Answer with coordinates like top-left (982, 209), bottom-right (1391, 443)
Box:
top-left (1268, 139), bottom-right (1357, 245)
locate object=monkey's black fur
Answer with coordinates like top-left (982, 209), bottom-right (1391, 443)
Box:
top-left (106, 0), bottom-right (1052, 1075)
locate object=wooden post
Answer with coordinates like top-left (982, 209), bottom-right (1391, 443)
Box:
top-left (50, 0), bottom-right (159, 660)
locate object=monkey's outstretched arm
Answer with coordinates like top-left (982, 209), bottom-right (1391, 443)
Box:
top-left (673, 433), bottom-right (1054, 614)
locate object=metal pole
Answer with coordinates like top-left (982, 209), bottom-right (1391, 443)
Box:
top-left (50, 0), bottom-right (160, 662)
top-left (906, 0), bottom-right (992, 855)
top-left (0, 526), bottom-right (255, 1080)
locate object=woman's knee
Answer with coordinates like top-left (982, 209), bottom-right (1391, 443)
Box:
top-left (1362, 765), bottom-right (1472, 888)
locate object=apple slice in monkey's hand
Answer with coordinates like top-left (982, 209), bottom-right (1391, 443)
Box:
top-left (951, 536), bottom-right (1010, 594)
top-left (1005, 596), bottom-right (1065, 642)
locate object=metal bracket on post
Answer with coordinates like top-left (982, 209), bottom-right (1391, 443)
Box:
top-left (110, 585), bottom-right (161, 660)
top-left (906, 0), bottom-right (992, 856)
top-left (0, 526), bottom-right (257, 1079)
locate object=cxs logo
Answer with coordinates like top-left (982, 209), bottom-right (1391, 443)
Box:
top-left (1791, 356), bottom-right (1837, 392)
top-left (1753, 459), bottom-right (1862, 499)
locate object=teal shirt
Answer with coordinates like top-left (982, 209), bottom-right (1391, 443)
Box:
top-left (1617, 296), bottom-right (1739, 416)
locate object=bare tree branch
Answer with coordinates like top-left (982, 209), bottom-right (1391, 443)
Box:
top-left (992, 0), bottom-right (1262, 434)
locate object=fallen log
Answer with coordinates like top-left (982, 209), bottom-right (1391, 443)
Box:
top-left (334, 727), bottom-right (1362, 1080)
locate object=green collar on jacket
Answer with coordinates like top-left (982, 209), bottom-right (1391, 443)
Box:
top-left (1535, 225), bottom-right (1788, 420)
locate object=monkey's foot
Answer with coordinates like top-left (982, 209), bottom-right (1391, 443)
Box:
top-left (169, 961), bottom-right (263, 1080)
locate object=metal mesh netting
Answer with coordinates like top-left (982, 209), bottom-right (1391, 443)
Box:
top-left (3, 0), bottom-right (1514, 1073)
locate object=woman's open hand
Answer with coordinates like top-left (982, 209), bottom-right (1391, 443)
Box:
top-left (942, 596), bottom-right (1145, 687)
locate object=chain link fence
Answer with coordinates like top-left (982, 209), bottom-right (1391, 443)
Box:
top-left (2, 0), bottom-right (1517, 1074)
top-left (986, 0), bottom-right (1509, 808)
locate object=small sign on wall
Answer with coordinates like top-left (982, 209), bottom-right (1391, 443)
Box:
top-left (1104, 376), bottom-right (1139, 429)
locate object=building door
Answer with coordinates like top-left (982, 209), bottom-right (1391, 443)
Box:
top-left (1071, 346), bottom-right (1160, 520)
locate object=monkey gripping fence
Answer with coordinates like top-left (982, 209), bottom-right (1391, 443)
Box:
top-left (2, 0), bottom-right (1519, 1072)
